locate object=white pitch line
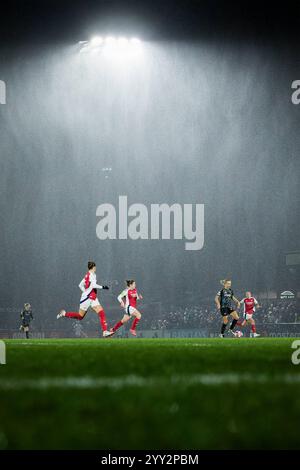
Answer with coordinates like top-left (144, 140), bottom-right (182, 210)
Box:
top-left (0, 373), bottom-right (300, 391)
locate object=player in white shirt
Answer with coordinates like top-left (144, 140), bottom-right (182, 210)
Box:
top-left (238, 291), bottom-right (261, 337)
top-left (57, 261), bottom-right (113, 337)
top-left (110, 280), bottom-right (143, 336)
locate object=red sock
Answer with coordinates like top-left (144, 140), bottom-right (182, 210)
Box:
top-left (237, 320), bottom-right (243, 326)
top-left (131, 317), bottom-right (140, 331)
top-left (251, 323), bottom-right (256, 333)
top-left (98, 309), bottom-right (108, 332)
top-left (112, 320), bottom-right (123, 332)
top-left (65, 312), bottom-right (84, 320)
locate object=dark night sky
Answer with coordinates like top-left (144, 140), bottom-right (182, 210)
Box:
top-left (1, 0), bottom-right (300, 47)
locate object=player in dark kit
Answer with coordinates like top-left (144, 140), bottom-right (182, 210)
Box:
top-left (215, 279), bottom-right (240, 337)
top-left (20, 303), bottom-right (33, 339)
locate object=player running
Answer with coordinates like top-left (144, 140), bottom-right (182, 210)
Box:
top-left (57, 261), bottom-right (113, 337)
top-left (110, 280), bottom-right (143, 337)
top-left (215, 279), bottom-right (241, 337)
top-left (19, 303), bottom-right (33, 339)
top-left (238, 291), bottom-right (261, 337)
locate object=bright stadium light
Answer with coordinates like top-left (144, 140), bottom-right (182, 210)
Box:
top-left (90, 36), bottom-right (103, 47)
top-left (117, 37), bottom-right (129, 47)
top-left (130, 37), bottom-right (141, 46)
top-left (105, 36), bottom-right (117, 45)
top-left (78, 35), bottom-right (144, 60)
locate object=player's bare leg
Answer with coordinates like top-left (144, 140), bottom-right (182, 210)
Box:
top-left (248, 318), bottom-right (260, 337)
top-left (130, 309), bottom-right (142, 336)
top-left (110, 314), bottom-right (130, 335)
top-left (92, 304), bottom-right (113, 337)
top-left (228, 310), bottom-right (239, 337)
top-left (57, 308), bottom-right (86, 320)
top-left (219, 315), bottom-right (229, 337)
top-left (22, 326), bottom-right (30, 339)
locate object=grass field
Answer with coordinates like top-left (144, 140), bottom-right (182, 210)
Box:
top-left (0, 337), bottom-right (300, 450)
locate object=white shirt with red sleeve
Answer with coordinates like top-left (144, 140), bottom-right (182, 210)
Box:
top-left (79, 271), bottom-right (104, 301)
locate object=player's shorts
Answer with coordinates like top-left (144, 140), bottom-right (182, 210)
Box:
top-left (243, 312), bottom-right (254, 321)
top-left (79, 296), bottom-right (100, 312)
top-left (124, 305), bottom-right (137, 316)
top-left (220, 307), bottom-right (235, 316)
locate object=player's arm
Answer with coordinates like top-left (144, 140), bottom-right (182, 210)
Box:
top-left (133, 291), bottom-right (143, 300)
top-left (79, 277), bottom-right (109, 291)
top-left (92, 281), bottom-right (109, 290)
top-left (254, 298), bottom-right (261, 308)
top-left (78, 278), bottom-right (86, 293)
top-left (215, 293), bottom-right (221, 310)
top-left (232, 296), bottom-right (241, 308)
top-left (90, 275), bottom-right (109, 290)
top-left (117, 289), bottom-right (127, 308)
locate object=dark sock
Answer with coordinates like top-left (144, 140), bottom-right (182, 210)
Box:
top-left (230, 319), bottom-right (238, 330)
top-left (26, 331), bottom-right (29, 339)
top-left (221, 323), bottom-right (227, 334)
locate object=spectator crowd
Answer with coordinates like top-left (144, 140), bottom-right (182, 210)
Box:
top-left (141, 299), bottom-right (299, 330)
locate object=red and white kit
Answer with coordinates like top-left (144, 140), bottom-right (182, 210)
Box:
top-left (79, 271), bottom-right (104, 311)
top-left (117, 288), bottom-right (140, 316)
top-left (240, 296), bottom-right (258, 320)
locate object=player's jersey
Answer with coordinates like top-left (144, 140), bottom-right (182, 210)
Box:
top-left (217, 288), bottom-right (234, 308)
top-left (20, 309), bottom-right (33, 326)
top-left (117, 288), bottom-right (138, 309)
top-left (240, 297), bottom-right (258, 315)
top-left (79, 271), bottom-right (103, 301)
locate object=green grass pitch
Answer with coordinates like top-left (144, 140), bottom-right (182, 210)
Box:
top-left (0, 337), bottom-right (300, 449)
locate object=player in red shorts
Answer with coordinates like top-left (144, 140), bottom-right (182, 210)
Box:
top-left (238, 291), bottom-right (261, 337)
top-left (110, 280), bottom-right (143, 337)
top-left (56, 261), bottom-right (113, 337)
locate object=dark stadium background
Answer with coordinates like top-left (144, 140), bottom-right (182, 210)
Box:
top-left (0, 0), bottom-right (299, 333)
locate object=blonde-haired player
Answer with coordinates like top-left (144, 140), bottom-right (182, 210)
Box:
top-left (215, 279), bottom-right (240, 337)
